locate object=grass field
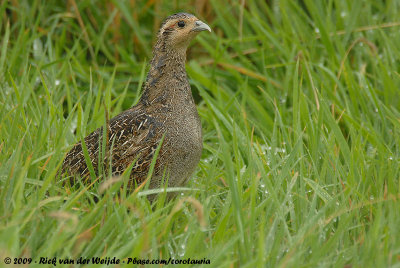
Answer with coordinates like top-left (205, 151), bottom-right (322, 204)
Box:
top-left (1, 0), bottom-right (400, 267)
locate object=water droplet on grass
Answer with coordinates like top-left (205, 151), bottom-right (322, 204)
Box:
top-left (240, 165), bottom-right (246, 176)
top-left (178, 244), bottom-right (186, 257)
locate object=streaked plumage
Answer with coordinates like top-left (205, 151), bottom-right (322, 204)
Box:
top-left (60, 13), bottom-right (211, 195)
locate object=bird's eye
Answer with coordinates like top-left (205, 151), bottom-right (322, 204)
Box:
top-left (177, 21), bottom-right (185, 28)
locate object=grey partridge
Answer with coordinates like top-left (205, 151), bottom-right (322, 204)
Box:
top-left (60, 13), bottom-right (211, 196)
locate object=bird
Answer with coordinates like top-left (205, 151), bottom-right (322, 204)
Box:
top-left (59, 13), bottom-right (211, 198)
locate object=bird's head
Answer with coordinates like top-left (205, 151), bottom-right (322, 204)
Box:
top-left (157, 13), bottom-right (211, 52)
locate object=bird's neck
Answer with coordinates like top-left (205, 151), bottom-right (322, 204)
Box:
top-left (139, 45), bottom-right (191, 107)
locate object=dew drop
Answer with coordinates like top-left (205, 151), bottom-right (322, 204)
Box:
top-left (240, 166), bottom-right (246, 176)
top-left (178, 244), bottom-right (186, 257)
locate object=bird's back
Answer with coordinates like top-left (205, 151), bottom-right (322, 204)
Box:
top-left (60, 104), bottom-right (162, 186)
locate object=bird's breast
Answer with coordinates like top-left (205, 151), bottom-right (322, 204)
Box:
top-left (166, 104), bottom-right (202, 150)
top-left (160, 102), bottom-right (202, 168)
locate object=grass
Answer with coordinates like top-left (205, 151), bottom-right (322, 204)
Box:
top-left (1, 0), bottom-right (400, 267)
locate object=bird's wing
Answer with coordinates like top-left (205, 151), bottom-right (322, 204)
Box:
top-left (60, 108), bottom-right (163, 185)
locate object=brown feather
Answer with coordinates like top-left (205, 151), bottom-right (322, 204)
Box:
top-left (60, 13), bottom-right (210, 196)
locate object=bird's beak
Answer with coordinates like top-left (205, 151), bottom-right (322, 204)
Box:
top-left (191, 20), bottom-right (211, 32)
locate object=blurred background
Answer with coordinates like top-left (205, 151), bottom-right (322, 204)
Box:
top-left (1, 0), bottom-right (400, 266)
